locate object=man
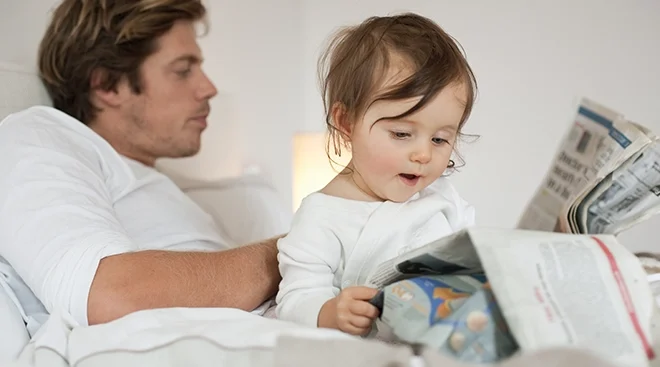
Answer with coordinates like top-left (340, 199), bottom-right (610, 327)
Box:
top-left (0, 0), bottom-right (281, 327)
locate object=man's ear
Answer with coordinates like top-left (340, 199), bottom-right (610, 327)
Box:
top-left (331, 102), bottom-right (352, 140)
top-left (89, 68), bottom-right (126, 108)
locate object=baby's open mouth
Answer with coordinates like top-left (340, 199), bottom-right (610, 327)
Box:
top-left (399, 174), bottom-right (420, 186)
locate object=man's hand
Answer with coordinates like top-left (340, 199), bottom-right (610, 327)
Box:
top-left (318, 286), bottom-right (380, 336)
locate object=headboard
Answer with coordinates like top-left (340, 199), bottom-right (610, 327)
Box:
top-left (0, 62), bottom-right (51, 122)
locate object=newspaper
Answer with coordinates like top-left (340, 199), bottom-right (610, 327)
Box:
top-left (582, 141), bottom-right (660, 234)
top-left (637, 254), bottom-right (660, 308)
top-left (365, 227), bottom-right (659, 366)
top-left (650, 274), bottom-right (660, 309)
top-left (517, 98), bottom-right (660, 235)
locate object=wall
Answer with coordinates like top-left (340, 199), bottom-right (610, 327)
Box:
top-left (300, 0), bottom-right (660, 252)
top-left (157, 0), bottom-right (303, 216)
top-left (0, 0), bottom-right (60, 65)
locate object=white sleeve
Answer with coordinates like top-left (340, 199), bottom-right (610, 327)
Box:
top-left (275, 201), bottom-right (342, 327)
top-left (0, 122), bottom-right (136, 326)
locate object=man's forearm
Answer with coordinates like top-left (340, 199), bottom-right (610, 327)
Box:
top-left (87, 235), bottom-right (282, 325)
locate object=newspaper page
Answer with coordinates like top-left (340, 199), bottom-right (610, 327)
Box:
top-left (574, 172), bottom-right (612, 233)
top-left (569, 125), bottom-right (660, 234)
top-left (518, 98), bottom-right (652, 232)
top-left (584, 141), bottom-right (660, 234)
top-left (469, 228), bottom-right (657, 367)
top-left (564, 121), bottom-right (658, 233)
top-left (374, 273), bottom-right (519, 363)
top-left (368, 228), bottom-right (658, 366)
top-left (364, 230), bottom-right (483, 289)
top-left (648, 274), bottom-right (660, 312)
top-left (648, 274), bottom-right (660, 309)
top-left (365, 230), bottom-right (517, 363)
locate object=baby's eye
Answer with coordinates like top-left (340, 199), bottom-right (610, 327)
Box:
top-left (390, 131), bottom-right (411, 139)
top-left (432, 137), bottom-right (448, 145)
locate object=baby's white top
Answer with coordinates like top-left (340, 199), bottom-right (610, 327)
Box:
top-left (275, 177), bottom-right (475, 327)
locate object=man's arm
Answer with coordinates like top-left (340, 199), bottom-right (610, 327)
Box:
top-left (87, 235), bottom-right (282, 325)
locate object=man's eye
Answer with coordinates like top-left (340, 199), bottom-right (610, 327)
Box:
top-left (176, 69), bottom-right (192, 77)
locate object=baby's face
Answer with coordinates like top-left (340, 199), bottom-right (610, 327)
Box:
top-left (348, 82), bottom-right (466, 202)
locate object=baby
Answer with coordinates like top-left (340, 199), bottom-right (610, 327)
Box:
top-left (275, 13), bottom-right (478, 336)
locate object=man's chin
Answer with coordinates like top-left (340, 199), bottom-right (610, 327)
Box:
top-left (165, 144), bottom-right (201, 159)
top-left (179, 148), bottom-right (201, 158)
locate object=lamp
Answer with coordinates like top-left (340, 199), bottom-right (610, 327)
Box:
top-left (292, 132), bottom-right (351, 212)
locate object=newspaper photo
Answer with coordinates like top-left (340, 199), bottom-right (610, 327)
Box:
top-left (517, 98), bottom-right (659, 235)
top-left (365, 227), bottom-right (659, 367)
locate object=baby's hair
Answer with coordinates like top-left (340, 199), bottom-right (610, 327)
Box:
top-left (318, 12), bottom-right (478, 167)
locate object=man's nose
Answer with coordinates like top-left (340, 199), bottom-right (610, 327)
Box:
top-left (197, 71), bottom-right (218, 100)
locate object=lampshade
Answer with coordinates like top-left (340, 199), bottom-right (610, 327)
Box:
top-left (292, 132), bottom-right (351, 211)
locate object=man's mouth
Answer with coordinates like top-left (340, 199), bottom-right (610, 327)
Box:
top-left (189, 114), bottom-right (209, 128)
top-left (399, 173), bottom-right (420, 186)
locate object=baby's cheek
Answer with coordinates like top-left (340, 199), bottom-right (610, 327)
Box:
top-left (433, 147), bottom-right (454, 171)
top-left (365, 148), bottom-right (403, 176)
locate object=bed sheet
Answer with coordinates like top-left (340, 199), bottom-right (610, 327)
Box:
top-left (0, 281), bottom-right (29, 365)
top-left (1, 306), bottom-right (633, 367)
top-left (3, 307), bottom-right (353, 367)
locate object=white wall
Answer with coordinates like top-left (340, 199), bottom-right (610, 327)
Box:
top-left (0, 0), bottom-right (60, 65)
top-left (300, 0), bottom-right (660, 252)
top-left (157, 0), bottom-right (302, 213)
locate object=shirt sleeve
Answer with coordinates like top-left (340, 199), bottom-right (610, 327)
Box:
top-left (0, 119), bottom-right (136, 326)
top-left (275, 199), bottom-right (342, 327)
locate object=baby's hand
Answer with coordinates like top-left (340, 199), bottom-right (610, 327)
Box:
top-left (319, 286), bottom-right (380, 336)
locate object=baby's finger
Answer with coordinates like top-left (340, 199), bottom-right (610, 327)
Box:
top-left (349, 300), bottom-right (380, 319)
top-left (339, 321), bottom-right (370, 336)
top-left (343, 286), bottom-right (379, 301)
top-left (348, 314), bottom-right (374, 329)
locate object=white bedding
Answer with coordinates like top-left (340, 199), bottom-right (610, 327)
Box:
top-left (0, 282), bottom-right (29, 364)
top-left (3, 307), bottom-right (353, 367)
top-left (2, 306), bottom-right (636, 367)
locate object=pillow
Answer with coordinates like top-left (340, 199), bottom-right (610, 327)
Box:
top-left (172, 173), bottom-right (293, 247)
top-left (0, 268), bottom-right (30, 364)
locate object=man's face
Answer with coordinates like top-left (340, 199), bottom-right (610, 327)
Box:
top-left (106, 20), bottom-right (217, 165)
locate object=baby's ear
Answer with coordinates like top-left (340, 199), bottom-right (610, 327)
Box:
top-left (331, 102), bottom-right (352, 139)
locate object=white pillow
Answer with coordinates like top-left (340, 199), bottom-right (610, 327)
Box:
top-left (174, 174), bottom-right (292, 247)
top-left (0, 270), bottom-right (30, 364)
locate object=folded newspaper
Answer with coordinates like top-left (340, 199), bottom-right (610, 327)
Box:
top-left (365, 227), bottom-right (660, 367)
top-left (517, 97), bottom-right (660, 235)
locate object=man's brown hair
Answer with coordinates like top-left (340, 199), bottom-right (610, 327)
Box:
top-left (38, 0), bottom-right (207, 125)
top-left (318, 13), bottom-right (478, 160)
